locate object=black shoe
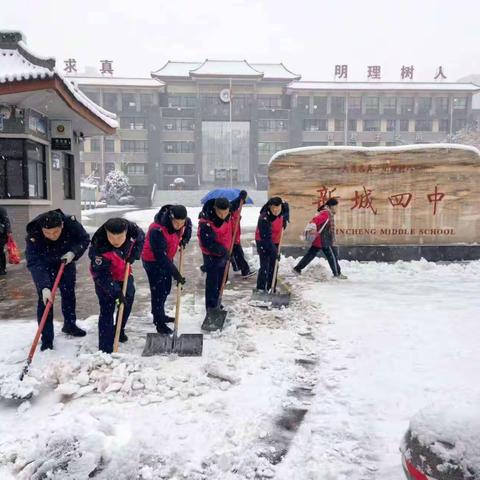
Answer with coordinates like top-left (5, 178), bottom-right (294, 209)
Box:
top-left (163, 315), bottom-right (175, 323)
top-left (155, 323), bottom-right (173, 334)
top-left (62, 324), bottom-right (87, 337)
top-left (293, 267), bottom-right (302, 275)
top-left (119, 330), bottom-right (128, 343)
top-left (242, 270), bottom-right (256, 279)
top-left (41, 342), bottom-right (53, 351)
top-left (0, 270), bottom-right (6, 276)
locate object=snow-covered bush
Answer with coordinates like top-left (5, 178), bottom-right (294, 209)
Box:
top-left (118, 195), bottom-right (136, 205)
top-left (102, 170), bottom-right (131, 202)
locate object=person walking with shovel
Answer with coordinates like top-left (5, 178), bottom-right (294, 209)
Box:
top-left (25, 209), bottom-right (90, 351)
top-left (142, 205), bottom-right (192, 334)
top-left (89, 218), bottom-right (144, 354)
top-left (255, 197), bottom-right (289, 293)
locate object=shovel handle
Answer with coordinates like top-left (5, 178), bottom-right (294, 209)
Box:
top-left (218, 199), bottom-right (244, 302)
top-left (20, 261), bottom-right (66, 380)
top-left (113, 259), bottom-right (132, 353)
top-left (271, 226), bottom-right (284, 294)
top-left (174, 247), bottom-right (185, 334)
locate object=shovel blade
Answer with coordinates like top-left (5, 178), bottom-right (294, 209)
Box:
top-left (269, 291), bottom-right (291, 308)
top-left (201, 308), bottom-right (227, 332)
top-left (173, 334), bottom-right (204, 357)
top-left (142, 333), bottom-right (174, 356)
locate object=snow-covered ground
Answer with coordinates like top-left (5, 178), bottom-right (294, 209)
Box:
top-left (1, 205), bottom-right (479, 479)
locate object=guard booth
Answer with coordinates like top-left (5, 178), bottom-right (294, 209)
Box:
top-left (0, 31), bottom-right (117, 241)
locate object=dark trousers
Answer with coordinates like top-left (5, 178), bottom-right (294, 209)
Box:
top-left (0, 241), bottom-right (5, 273)
top-left (256, 241), bottom-right (277, 291)
top-left (231, 243), bottom-right (250, 275)
top-left (295, 245), bottom-right (341, 277)
top-left (35, 263), bottom-right (77, 346)
top-left (95, 277), bottom-right (135, 353)
top-left (203, 254), bottom-right (227, 309)
top-left (143, 261), bottom-right (172, 325)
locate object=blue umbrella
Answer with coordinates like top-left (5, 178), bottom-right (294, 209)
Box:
top-left (201, 188), bottom-right (254, 205)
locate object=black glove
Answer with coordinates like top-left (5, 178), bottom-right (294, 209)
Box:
top-left (116, 290), bottom-right (126, 305)
top-left (173, 270), bottom-right (186, 285)
top-left (126, 257), bottom-right (135, 264)
top-left (239, 190), bottom-right (248, 201)
top-left (179, 238), bottom-right (188, 249)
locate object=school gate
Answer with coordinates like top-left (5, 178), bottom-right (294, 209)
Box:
top-left (268, 145), bottom-right (480, 261)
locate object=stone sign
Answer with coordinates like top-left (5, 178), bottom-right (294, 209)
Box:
top-left (268, 145), bottom-right (480, 249)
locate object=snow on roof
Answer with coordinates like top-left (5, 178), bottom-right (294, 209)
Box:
top-left (0, 31), bottom-right (118, 129)
top-left (68, 76), bottom-right (163, 87)
top-left (269, 143), bottom-right (480, 165)
top-left (151, 61), bottom-right (202, 78)
top-left (287, 81), bottom-right (480, 92)
top-left (0, 49), bottom-right (54, 83)
top-left (190, 60), bottom-right (263, 77)
top-left (251, 63), bottom-right (300, 80)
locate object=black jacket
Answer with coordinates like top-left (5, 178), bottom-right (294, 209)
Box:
top-left (0, 207), bottom-right (12, 242)
top-left (25, 209), bottom-right (90, 290)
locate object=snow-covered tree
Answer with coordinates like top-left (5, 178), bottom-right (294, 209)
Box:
top-left (103, 169), bottom-right (131, 201)
top-left (446, 122), bottom-right (480, 150)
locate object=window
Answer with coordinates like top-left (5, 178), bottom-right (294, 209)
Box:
top-left (334, 119), bottom-right (345, 131)
top-left (103, 93), bottom-right (118, 112)
top-left (400, 97), bottom-right (414, 114)
top-left (90, 162), bottom-right (99, 174)
top-left (438, 119), bottom-right (449, 132)
top-left (453, 97), bottom-right (467, 109)
top-left (122, 93), bottom-right (137, 112)
top-left (80, 162), bottom-right (85, 176)
top-left (363, 120), bottom-right (380, 132)
top-left (302, 142), bottom-right (328, 146)
top-left (348, 119), bottom-right (357, 131)
top-left (297, 96), bottom-right (310, 111)
top-left (258, 119), bottom-right (288, 131)
top-left (313, 96), bottom-right (327, 113)
top-left (105, 162), bottom-right (115, 174)
top-left (385, 142), bottom-right (396, 146)
top-left (418, 97), bottom-right (432, 114)
top-left (163, 141), bottom-right (195, 153)
top-left (120, 117), bottom-right (145, 130)
top-left (121, 140), bottom-right (148, 152)
top-left (435, 97), bottom-right (449, 113)
top-left (331, 96), bottom-right (345, 114)
top-left (334, 142), bottom-right (344, 146)
top-left (233, 95), bottom-right (248, 109)
top-left (140, 93), bottom-right (153, 111)
top-left (258, 142), bottom-right (288, 155)
top-left (167, 95), bottom-right (197, 108)
top-left (163, 164), bottom-right (196, 175)
top-left (163, 118), bottom-right (195, 131)
top-left (365, 97), bottom-right (379, 113)
top-left (362, 142), bottom-right (379, 147)
top-left (90, 138), bottom-right (101, 152)
top-left (415, 120), bottom-right (432, 132)
top-left (258, 95), bottom-right (282, 108)
top-left (85, 91), bottom-right (100, 104)
top-left (400, 120), bottom-right (409, 132)
top-left (0, 139), bottom-right (46, 199)
top-left (303, 119), bottom-right (327, 131)
top-left (386, 120), bottom-right (396, 132)
top-left (383, 97), bottom-right (397, 112)
top-left (127, 163), bottom-right (147, 175)
top-left (348, 97), bottom-right (362, 111)
top-left (453, 118), bottom-right (466, 132)
top-left (63, 154), bottom-right (75, 199)
top-left (104, 139), bottom-right (115, 152)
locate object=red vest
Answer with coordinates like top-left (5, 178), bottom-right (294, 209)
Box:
top-left (142, 223), bottom-right (180, 262)
top-left (102, 251), bottom-right (131, 281)
top-left (231, 210), bottom-right (241, 245)
top-left (255, 215), bottom-right (283, 243)
top-left (198, 217), bottom-right (232, 256)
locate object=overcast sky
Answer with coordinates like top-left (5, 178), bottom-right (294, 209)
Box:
top-left (3, 0), bottom-right (480, 82)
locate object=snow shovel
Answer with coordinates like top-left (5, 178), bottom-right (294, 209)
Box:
top-left (19, 261), bottom-right (66, 382)
top-left (201, 200), bottom-right (244, 332)
top-left (142, 248), bottom-right (203, 356)
top-left (113, 257), bottom-right (131, 353)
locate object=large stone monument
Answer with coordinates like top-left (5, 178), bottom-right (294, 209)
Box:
top-left (268, 145), bottom-right (480, 261)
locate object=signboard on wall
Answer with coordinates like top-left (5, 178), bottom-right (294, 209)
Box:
top-left (268, 145), bottom-right (480, 247)
top-left (50, 120), bottom-right (72, 151)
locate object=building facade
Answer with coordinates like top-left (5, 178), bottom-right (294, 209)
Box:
top-left (72, 60), bottom-right (479, 196)
top-left (0, 31), bottom-right (116, 240)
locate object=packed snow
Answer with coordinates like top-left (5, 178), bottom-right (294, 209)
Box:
top-left (1, 208), bottom-right (479, 479)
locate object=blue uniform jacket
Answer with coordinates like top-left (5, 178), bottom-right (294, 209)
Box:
top-left (25, 209), bottom-right (90, 290)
